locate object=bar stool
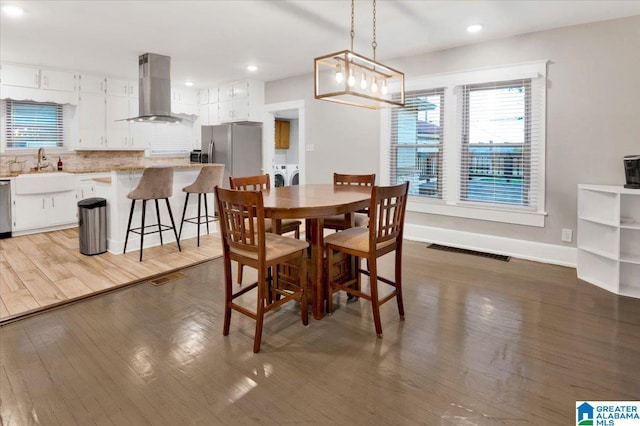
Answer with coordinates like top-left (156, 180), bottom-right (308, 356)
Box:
top-left (178, 164), bottom-right (225, 246)
top-left (123, 166), bottom-right (181, 261)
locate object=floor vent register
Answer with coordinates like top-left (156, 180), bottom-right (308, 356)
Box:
top-left (149, 271), bottom-right (187, 286)
top-left (427, 244), bottom-right (511, 262)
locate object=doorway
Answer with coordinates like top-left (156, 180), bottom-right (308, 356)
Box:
top-left (263, 100), bottom-right (305, 186)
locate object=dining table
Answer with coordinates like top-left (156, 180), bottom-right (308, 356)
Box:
top-left (262, 184), bottom-right (372, 319)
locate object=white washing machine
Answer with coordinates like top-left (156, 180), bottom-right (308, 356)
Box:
top-left (286, 164), bottom-right (300, 186)
top-left (274, 164), bottom-right (287, 187)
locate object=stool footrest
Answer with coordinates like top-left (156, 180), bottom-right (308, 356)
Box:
top-left (128, 223), bottom-right (175, 236)
top-left (183, 215), bottom-right (218, 225)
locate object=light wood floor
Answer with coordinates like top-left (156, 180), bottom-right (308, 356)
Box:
top-left (0, 228), bottom-right (223, 322)
top-left (1, 240), bottom-right (639, 425)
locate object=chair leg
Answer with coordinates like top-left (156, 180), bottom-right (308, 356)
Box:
top-left (165, 198), bottom-right (181, 252)
top-left (203, 193), bottom-right (210, 235)
top-left (253, 268), bottom-right (267, 353)
top-left (395, 246), bottom-right (405, 319)
top-left (222, 257), bottom-right (233, 336)
top-left (196, 193), bottom-right (202, 247)
top-left (294, 225), bottom-right (300, 239)
top-left (368, 256), bottom-right (383, 337)
top-left (178, 193), bottom-right (190, 241)
top-left (155, 199), bottom-right (163, 246)
top-left (123, 199), bottom-right (136, 254)
top-left (300, 253), bottom-right (309, 326)
top-left (237, 263), bottom-right (244, 284)
top-left (326, 246), bottom-right (335, 314)
top-left (139, 200), bottom-right (147, 262)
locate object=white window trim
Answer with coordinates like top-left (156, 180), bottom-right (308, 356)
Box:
top-left (380, 60), bottom-right (548, 227)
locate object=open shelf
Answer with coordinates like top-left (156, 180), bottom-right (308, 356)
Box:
top-left (577, 185), bottom-right (640, 298)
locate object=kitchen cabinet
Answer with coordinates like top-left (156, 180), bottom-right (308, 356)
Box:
top-left (13, 191), bottom-right (77, 232)
top-left (79, 74), bottom-right (106, 94)
top-left (12, 173), bottom-right (78, 234)
top-left (77, 75), bottom-right (149, 150)
top-left (217, 80), bottom-right (264, 123)
top-left (1, 63), bottom-right (77, 103)
top-left (577, 184), bottom-right (640, 298)
top-left (1, 63), bottom-right (40, 88)
top-left (275, 119), bottom-right (290, 149)
top-left (78, 92), bottom-right (107, 149)
top-left (40, 69), bottom-right (76, 92)
top-left (171, 86), bottom-right (198, 115)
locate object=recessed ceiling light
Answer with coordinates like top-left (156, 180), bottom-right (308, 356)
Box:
top-left (2, 5), bottom-right (24, 16)
top-left (185, 81), bottom-right (194, 87)
top-left (467, 24), bottom-right (483, 33)
top-left (247, 65), bottom-right (258, 72)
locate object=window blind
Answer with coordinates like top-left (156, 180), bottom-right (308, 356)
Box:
top-left (149, 123), bottom-right (193, 155)
top-left (459, 78), bottom-right (542, 209)
top-left (390, 88), bottom-right (445, 199)
top-left (5, 100), bottom-right (64, 148)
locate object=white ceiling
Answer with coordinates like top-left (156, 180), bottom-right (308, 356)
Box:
top-left (1, 1), bottom-right (639, 89)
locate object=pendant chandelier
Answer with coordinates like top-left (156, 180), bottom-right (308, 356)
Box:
top-left (314, 0), bottom-right (405, 109)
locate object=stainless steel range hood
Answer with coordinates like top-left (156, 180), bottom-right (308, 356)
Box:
top-left (125, 53), bottom-right (183, 123)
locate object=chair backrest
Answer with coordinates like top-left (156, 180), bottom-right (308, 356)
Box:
top-left (334, 173), bottom-right (376, 187)
top-left (128, 166), bottom-right (174, 200)
top-left (187, 164), bottom-right (225, 193)
top-left (215, 186), bottom-right (266, 259)
top-left (229, 173), bottom-right (271, 191)
top-left (368, 182), bottom-right (409, 247)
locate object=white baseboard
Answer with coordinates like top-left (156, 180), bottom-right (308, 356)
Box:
top-left (405, 223), bottom-right (577, 268)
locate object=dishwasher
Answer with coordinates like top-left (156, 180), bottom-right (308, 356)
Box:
top-left (0, 180), bottom-right (11, 239)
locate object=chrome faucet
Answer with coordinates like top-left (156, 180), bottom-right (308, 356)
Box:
top-left (36, 147), bottom-right (46, 171)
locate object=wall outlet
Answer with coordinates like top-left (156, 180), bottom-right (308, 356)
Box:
top-left (306, 144), bottom-right (315, 152)
top-left (561, 228), bottom-right (573, 242)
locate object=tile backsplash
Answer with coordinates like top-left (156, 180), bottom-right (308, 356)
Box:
top-left (0, 151), bottom-right (189, 175)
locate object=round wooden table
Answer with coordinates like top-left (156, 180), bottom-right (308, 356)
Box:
top-left (262, 184), bottom-right (372, 319)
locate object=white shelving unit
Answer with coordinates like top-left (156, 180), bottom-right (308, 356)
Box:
top-left (577, 184), bottom-right (640, 298)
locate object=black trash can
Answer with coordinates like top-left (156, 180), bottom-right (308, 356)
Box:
top-left (78, 197), bottom-right (107, 255)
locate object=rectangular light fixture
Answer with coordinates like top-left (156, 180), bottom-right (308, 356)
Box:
top-left (314, 49), bottom-right (405, 109)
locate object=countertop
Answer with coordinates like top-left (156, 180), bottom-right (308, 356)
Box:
top-left (0, 163), bottom-right (213, 178)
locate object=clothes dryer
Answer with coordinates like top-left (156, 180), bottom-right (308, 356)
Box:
top-left (274, 164), bottom-right (287, 187)
top-left (286, 164), bottom-right (299, 186)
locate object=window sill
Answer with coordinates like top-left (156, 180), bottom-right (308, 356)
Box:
top-left (408, 197), bottom-right (547, 227)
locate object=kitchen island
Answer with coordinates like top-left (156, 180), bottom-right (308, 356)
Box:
top-left (94, 164), bottom-right (219, 254)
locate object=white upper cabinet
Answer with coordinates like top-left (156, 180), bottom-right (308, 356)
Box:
top-left (1, 64), bottom-right (41, 88)
top-left (106, 78), bottom-right (134, 97)
top-left (40, 69), bottom-right (76, 91)
top-left (1, 64), bottom-right (77, 103)
top-left (78, 93), bottom-right (107, 149)
top-left (79, 74), bottom-right (106, 94)
top-left (217, 80), bottom-right (264, 123)
top-left (171, 86), bottom-right (198, 115)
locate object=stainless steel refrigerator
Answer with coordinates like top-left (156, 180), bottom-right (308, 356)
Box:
top-left (201, 123), bottom-right (262, 188)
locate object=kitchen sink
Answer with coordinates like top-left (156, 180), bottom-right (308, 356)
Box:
top-left (15, 172), bottom-right (76, 194)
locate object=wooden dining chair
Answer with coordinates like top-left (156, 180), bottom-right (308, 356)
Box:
top-left (229, 173), bottom-right (302, 283)
top-left (215, 186), bottom-right (309, 353)
top-left (325, 181), bottom-right (409, 337)
top-left (323, 173), bottom-right (376, 231)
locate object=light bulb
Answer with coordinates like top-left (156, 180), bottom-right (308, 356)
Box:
top-left (381, 79), bottom-right (388, 95)
top-left (360, 72), bottom-right (368, 90)
top-left (371, 77), bottom-right (378, 93)
top-left (335, 64), bottom-right (344, 83)
top-left (347, 69), bottom-right (355, 87)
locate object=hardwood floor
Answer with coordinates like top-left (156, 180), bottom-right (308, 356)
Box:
top-left (1, 240), bottom-right (639, 425)
top-left (0, 228), bottom-right (223, 322)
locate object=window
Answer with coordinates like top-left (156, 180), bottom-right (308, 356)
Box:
top-left (4, 100), bottom-right (64, 148)
top-left (390, 88), bottom-right (445, 199)
top-left (149, 122), bottom-right (193, 155)
top-left (460, 79), bottom-right (537, 208)
top-left (383, 61), bottom-right (547, 227)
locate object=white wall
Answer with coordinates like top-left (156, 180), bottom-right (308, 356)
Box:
top-left (265, 15), bottom-right (640, 251)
